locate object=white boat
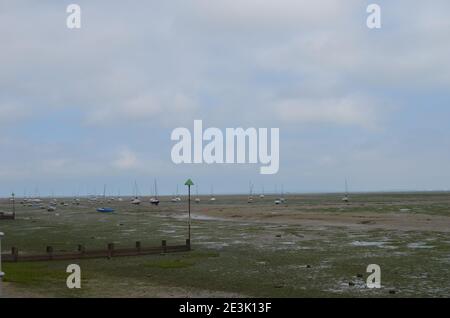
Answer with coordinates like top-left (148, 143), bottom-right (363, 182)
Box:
top-left (280, 185), bottom-right (286, 203)
top-left (175, 185), bottom-right (181, 201)
top-left (210, 185), bottom-right (216, 201)
top-left (150, 179), bottom-right (160, 206)
top-left (117, 190), bottom-right (123, 202)
top-left (248, 181), bottom-right (254, 203)
top-left (170, 185), bottom-right (182, 202)
top-left (342, 179), bottom-right (350, 203)
top-left (195, 185), bottom-right (200, 203)
top-left (131, 181), bottom-right (141, 205)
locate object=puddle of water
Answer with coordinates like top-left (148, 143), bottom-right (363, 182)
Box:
top-left (159, 229), bottom-right (176, 234)
top-left (351, 241), bottom-right (387, 247)
top-left (407, 242), bottom-right (434, 249)
top-left (197, 241), bottom-right (230, 249)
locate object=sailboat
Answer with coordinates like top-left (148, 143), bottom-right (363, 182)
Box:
top-left (210, 185), bottom-right (216, 201)
top-left (274, 185), bottom-right (281, 205)
top-left (195, 185), bottom-right (200, 203)
top-left (150, 179), bottom-right (160, 205)
top-left (342, 179), bottom-right (350, 203)
top-left (117, 189), bottom-right (123, 202)
top-left (171, 185), bottom-right (182, 202)
top-left (280, 185), bottom-right (286, 203)
top-left (131, 181), bottom-right (141, 205)
top-left (259, 186), bottom-right (265, 198)
top-left (97, 184), bottom-right (115, 213)
top-left (48, 191), bottom-right (57, 211)
top-left (247, 181), bottom-right (254, 203)
top-left (175, 185), bottom-right (181, 201)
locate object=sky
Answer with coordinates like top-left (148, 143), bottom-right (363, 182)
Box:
top-left (1, 0), bottom-right (450, 197)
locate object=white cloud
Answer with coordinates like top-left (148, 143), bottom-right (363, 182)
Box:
top-left (112, 149), bottom-right (139, 170)
top-left (0, 1), bottom-right (449, 194)
top-left (275, 95), bottom-right (380, 129)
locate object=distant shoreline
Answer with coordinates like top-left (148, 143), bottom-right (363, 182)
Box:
top-left (1, 190), bottom-right (449, 200)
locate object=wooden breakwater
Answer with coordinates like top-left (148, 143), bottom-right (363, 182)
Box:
top-left (2, 239), bottom-right (191, 262)
top-left (0, 212), bottom-right (15, 220)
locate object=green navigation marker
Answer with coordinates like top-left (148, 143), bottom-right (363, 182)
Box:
top-left (185, 179), bottom-right (194, 241)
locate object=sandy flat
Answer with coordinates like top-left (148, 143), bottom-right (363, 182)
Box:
top-left (185, 205), bottom-right (450, 232)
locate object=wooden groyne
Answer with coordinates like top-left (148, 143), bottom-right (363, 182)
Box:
top-left (2, 239), bottom-right (191, 262)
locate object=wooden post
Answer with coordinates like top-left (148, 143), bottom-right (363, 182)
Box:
top-left (46, 246), bottom-right (53, 260)
top-left (11, 247), bottom-right (18, 262)
top-left (186, 239), bottom-right (191, 250)
top-left (107, 243), bottom-right (114, 258)
top-left (78, 244), bottom-right (85, 255)
top-left (162, 240), bottom-right (167, 253)
top-left (135, 241), bottom-right (141, 253)
top-left (0, 232), bottom-right (4, 283)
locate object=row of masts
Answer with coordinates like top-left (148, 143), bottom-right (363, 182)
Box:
top-left (247, 182), bottom-right (286, 204)
top-left (9, 180), bottom-right (351, 212)
top-left (131, 180), bottom-right (216, 205)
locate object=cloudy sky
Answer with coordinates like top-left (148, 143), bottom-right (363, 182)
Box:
top-left (1, 0), bottom-right (450, 196)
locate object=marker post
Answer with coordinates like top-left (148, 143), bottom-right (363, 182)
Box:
top-left (184, 179), bottom-right (194, 241)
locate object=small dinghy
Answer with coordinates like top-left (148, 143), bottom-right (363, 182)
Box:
top-left (97, 207), bottom-right (115, 213)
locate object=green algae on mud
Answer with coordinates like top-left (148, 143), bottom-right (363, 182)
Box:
top-left (1, 192), bottom-right (450, 297)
